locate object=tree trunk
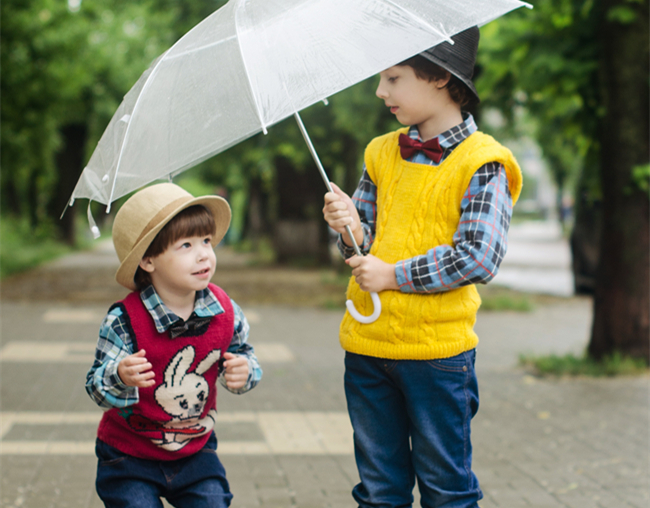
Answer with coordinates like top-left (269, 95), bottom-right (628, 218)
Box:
top-left (27, 168), bottom-right (39, 230)
top-left (589, 0), bottom-right (650, 361)
top-left (273, 156), bottom-right (330, 264)
top-left (50, 123), bottom-right (87, 245)
top-left (570, 144), bottom-right (602, 295)
top-left (246, 176), bottom-right (267, 250)
top-left (341, 134), bottom-right (362, 195)
top-left (2, 178), bottom-right (22, 216)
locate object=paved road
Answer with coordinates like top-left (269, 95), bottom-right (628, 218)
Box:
top-left (1, 225), bottom-right (648, 508)
top-left (494, 221), bottom-right (574, 297)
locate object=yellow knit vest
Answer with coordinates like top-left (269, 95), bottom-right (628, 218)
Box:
top-left (339, 128), bottom-right (523, 360)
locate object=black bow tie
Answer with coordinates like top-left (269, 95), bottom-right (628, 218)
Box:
top-left (168, 316), bottom-right (212, 339)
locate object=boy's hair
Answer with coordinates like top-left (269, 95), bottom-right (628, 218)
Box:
top-left (134, 205), bottom-right (216, 290)
top-left (398, 55), bottom-right (473, 107)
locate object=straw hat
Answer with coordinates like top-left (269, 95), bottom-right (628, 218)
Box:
top-left (420, 26), bottom-right (480, 103)
top-left (112, 183), bottom-right (231, 291)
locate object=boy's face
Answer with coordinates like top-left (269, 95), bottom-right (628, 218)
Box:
top-left (376, 65), bottom-right (449, 129)
top-left (139, 234), bottom-right (216, 296)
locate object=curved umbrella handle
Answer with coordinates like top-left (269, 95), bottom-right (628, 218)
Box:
top-left (293, 113), bottom-right (383, 324)
top-left (346, 292), bottom-right (381, 324)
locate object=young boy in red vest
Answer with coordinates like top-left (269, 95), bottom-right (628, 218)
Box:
top-left (323, 27), bottom-right (523, 507)
top-left (86, 183), bottom-right (262, 508)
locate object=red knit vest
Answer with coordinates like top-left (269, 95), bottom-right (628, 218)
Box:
top-left (97, 283), bottom-right (235, 461)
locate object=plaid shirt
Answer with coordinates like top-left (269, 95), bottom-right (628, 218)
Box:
top-left (339, 113), bottom-right (513, 293)
top-left (86, 285), bottom-right (262, 409)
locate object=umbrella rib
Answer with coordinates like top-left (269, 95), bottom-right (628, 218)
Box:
top-left (163, 35), bottom-right (238, 61)
top-left (380, 0), bottom-right (454, 44)
top-left (233, 0), bottom-right (268, 135)
top-left (106, 24), bottom-right (192, 211)
top-left (106, 52), bottom-right (169, 212)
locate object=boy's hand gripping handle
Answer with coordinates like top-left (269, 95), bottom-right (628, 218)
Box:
top-left (295, 112), bottom-right (381, 324)
top-left (338, 227), bottom-right (382, 325)
top-left (346, 286), bottom-right (381, 324)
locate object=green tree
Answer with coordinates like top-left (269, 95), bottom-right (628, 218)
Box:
top-left (1, 0), bottom-right (175, 243)
top-left (477, 0), bottom-right (649, 361)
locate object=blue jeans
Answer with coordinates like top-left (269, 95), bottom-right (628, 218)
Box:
top-left (95, 433), bottom-right (232, 508)
top-left (344, 351), bottom-right (481, 508)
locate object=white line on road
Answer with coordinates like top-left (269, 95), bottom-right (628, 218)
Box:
top-left (0, 342), bottom-right (294, 363)
top-left (0, 411), bottom-right (352, 456)
top-left (40, 308), bottom-right (262, 324)
top-left (42, 309), bottom-right (104, 323)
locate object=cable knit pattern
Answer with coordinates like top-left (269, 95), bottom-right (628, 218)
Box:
top-left (339, 128), bottom-right (523, 360)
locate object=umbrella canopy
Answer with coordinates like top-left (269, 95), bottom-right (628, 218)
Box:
top-left (69, 0), bottom-right (530, 211)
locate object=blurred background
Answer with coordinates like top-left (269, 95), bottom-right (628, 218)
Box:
top-left (1, 0), bottom-right (648, 364)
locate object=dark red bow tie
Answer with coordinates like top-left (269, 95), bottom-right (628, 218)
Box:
top-left (398, 133), bottom-right (443, 163)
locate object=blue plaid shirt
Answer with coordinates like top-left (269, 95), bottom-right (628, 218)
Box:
top-left (86, 285), bottom-right (262, 409)
top-left (339, 113), bottom-right (513, 292)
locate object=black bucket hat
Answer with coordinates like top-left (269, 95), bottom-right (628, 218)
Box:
top-left (420, 26), bottom-right (480, 103)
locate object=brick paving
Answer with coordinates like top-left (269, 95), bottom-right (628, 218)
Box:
top-left (1, 232), bottom-right (648, 508)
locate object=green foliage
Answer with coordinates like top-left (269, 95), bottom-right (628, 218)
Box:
top-left (1, 0), bottom-right (176, 226)
top-left (477, 0), bottom-right (601, 202)
top-left (607, 3), bottom-right (640, 24)
top-left (628, 164), bottom-right (650, 194)
top-left (519, 351), bottom-right (649, 377)
top-left (0, 215), bottom-right (72, 278)
top-left (175, 175), bottom-right (218, 199)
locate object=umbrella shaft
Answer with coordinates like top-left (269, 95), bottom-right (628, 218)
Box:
top-left (293, 112), bottom-right (333, 192)
top-left (294, 112), bottom-right (362, 257)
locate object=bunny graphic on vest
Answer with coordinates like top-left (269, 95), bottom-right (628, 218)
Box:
top-left (126, 345), bottom-right (221, 452)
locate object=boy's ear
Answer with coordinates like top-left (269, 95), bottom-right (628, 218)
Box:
top-left (435, 71), bottom-right (452, 89)
top-left (139, 257), bottom-right (155, 273)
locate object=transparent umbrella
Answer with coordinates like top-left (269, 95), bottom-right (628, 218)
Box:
top-left (68, 0), bottom-right (530, 323)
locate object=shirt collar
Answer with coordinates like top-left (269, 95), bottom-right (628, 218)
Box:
top-left (408, 112), bottom-right (477, 148)
top-left (140, 285), bottom-right (224, 334)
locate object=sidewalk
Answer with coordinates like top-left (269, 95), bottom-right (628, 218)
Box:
top-left (1, 222), bottom-right (648, 508)
top-left (493, 221), bottom-right (574, 297)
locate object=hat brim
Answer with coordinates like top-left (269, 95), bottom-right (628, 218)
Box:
top-left (115, 195), bottom-right (231, 291)
top-left (419, 52), bottom-right (480, 104)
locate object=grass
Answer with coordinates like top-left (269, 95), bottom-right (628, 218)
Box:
top-left (320, 270), bottom-right (352, 288)
top-left (232, 237), bottom-right (276, 266)
top-left (477, 285), bottom-right (536, 312)
top-left (0, 216), bottom-right (75, 279)
top-left (519, 351), bottom-right (649, 377)
top-left (316, 275), bottom-right (541, 313)
top-left (319, 270), bottom-right (351, 309)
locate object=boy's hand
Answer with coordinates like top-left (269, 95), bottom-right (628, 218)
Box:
top-left (222, 352), bottom-right (249, 390)
top-left (347, 254), bottom-right (399, 293)
top-left (323, 183), bottom-right (364, 247)
top-left (118, 349), bottom-right (155, 388)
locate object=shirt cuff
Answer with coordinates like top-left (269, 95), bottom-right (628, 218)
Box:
top-left (106, 360), bottom-right (130, 392)
top-left (395, 259), bottom-right (415, 293)
top-left (337, 225), bottom-right (372, 258)
top-left (218, 355), bottom-right (260, 395)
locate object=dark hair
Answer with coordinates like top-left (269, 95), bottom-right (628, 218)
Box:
top-left (134, 205), bottom-right (216, 290)
top-left (398, 55), bottom-right (473, 107)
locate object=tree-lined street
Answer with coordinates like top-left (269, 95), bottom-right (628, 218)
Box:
top-left (1, 0), bottom-right (648, 505)
top-left (1, 227), bottom-right (648, 508)
top-left (3, 0), bottom-right (648, 362)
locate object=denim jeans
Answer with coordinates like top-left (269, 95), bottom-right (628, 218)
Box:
top-left (344, 351), bottom-right (481, 508)
top-left (95, 433), bottom-right (232, 508)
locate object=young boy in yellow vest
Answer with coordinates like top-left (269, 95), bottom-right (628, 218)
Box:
top-left (86, 183), bottom-right (262, 507)
top-left (323, 27), bottom-right (522, 507)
